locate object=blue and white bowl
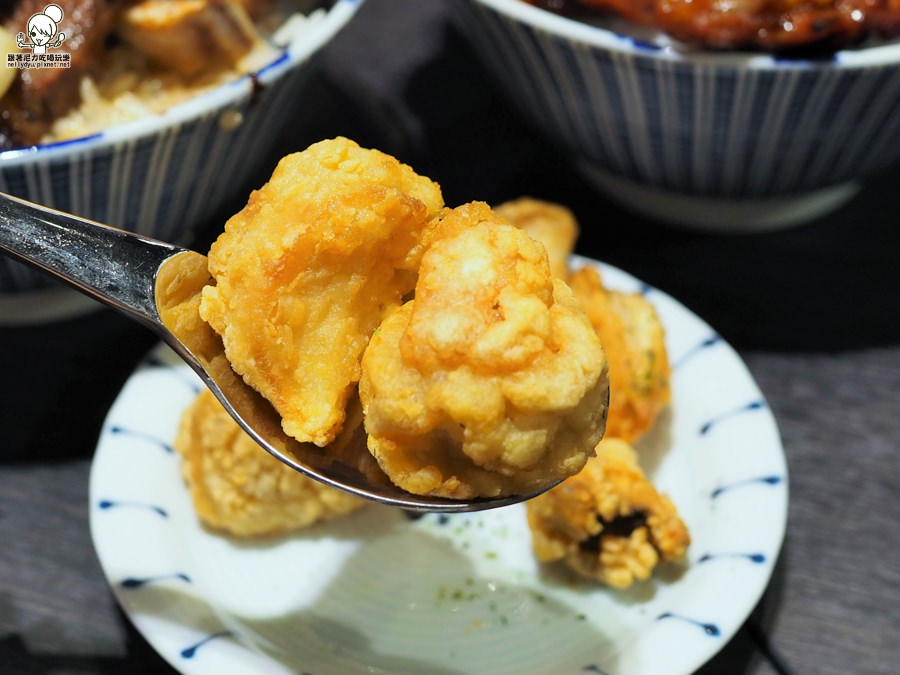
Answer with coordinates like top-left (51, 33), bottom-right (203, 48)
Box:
top-left (0, 0), bottom-right (363, 321)
top-left (450, 0), bottom-right (900, 231)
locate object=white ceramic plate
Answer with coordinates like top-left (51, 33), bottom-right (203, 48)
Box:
top-left (89, 259), bottom-right (788, 675)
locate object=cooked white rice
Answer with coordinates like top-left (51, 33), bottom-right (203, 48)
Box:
top-left (45, 6), bottom-right (325, 143)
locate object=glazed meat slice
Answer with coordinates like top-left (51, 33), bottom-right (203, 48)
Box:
top-left (118, 0), bottom-right (259, 77)
top-left (1, 0), bottom-right (127, 146)
top-left (654, 0), bottom-right (871, 51)
top-left (527, 0), bottom-right (900, 50)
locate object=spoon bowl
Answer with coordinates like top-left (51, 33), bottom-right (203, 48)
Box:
top-left (0, 192), bottom-right (554, 512)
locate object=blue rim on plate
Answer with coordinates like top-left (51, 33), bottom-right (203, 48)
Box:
top-left (89, 259), bottom-right (788, 675)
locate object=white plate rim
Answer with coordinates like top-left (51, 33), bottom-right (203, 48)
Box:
top-left (89, 258), bottom-right (789, 675)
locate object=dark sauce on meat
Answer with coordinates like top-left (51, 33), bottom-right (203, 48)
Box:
top-left (521, 0), bottom-right (900, 53)
top-left (579, 511), bottom-right (648, 552)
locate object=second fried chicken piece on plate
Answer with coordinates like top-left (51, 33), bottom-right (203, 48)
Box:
top-left (569, 266), bottom-right (671, 443)
top-left (494, 197), bottom-right (579, 280)
top-left (498, 197), bottom-right (671, 443)
top-left (526, 437), bottom-right (690, 588)
top-left (175, 388), bottom-right (368, 537)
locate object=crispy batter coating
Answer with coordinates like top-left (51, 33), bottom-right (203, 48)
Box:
top-left (494, 197), bottom-right (670, 442)
top-left (526, 438), bottom-right (690, 588)
top-left (359, 216), bottom-right (610, 499)
top-left (200, 137), bottom-right (444, 447)
top-left (495, 197), bottom-right (579, 280)
top-left (413, 200), bottom-right (508, 262)
top-left (175, 388), bottom-right (368, 537)
top-left (569, 265), bottom-right (670, 443)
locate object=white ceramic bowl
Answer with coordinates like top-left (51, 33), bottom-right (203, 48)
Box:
top-left (450, 0), bottom-right (900, 232)
top-left (0, 0), bottom-right (363, 321)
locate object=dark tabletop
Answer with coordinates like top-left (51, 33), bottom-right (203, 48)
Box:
top-left (2, 1), bottom-right (900, 673)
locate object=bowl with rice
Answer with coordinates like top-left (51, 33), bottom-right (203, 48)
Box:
top-left (0, 0), bottom-right (363, 321)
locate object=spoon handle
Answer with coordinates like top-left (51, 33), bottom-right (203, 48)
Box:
top-left (0, 192), bottom-right (185, 327)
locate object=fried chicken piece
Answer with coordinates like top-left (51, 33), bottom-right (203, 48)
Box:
top-left (526, 438), bottom-right (690, 588)
top-left (492, 197), bottom-right (669, 441)
top-left (410, 199), bottom-right (508, 264)
top-left (200, 137), bottom-right (444, 447)
top-left (495, 197), bottom-right (579, 280)
top-left (569, 265), bottom-right (670, 443)
top-left (359, 217), bottom-right (610, 499)
top-left (175, 388), bottom-right (368, 537)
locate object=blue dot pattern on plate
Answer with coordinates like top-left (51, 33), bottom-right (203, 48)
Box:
top-left (582, 665), bottom-right (612, 674)
top-left (698, 552), bottom-right (767, 564)
top-left (671, 334), bottom-right (723, 370)
top-left (120, 572), bottom-right (191, 589)
top-left (711, 475), bottom-right (785, 499)
top-left (90, 260), bottom-right (788, 675)
top-left (656, 613), bottom-right (721, 637)
top-left (98, 499), bottom-right (168, 518)
top-left (107, 426), bottom-right (174, 453)
top-left (180, 631), bottom-right (236, 659)
top-left (699, 400), bottom-right (767, 435)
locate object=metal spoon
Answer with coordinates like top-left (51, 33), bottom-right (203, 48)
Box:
top-left (0, 192), bottom-right (550, 512)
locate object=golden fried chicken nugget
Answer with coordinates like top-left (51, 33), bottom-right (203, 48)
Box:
top-left (175, 388), bottom-right (368, 537)
top-left (495, 197), bottom-right (579, 280)
top-left (526, 438), bottom-right (690, 588)
top-left (359, 216), bottom-right (610, 499)
top-left (411, 200), bottom-right (508, 263)
top-left (200, 137), bottom-right (444, 447)
top-left (494, 198), bottom-right (669, 440)
top-left (569, 265), bottom-right (671, 443)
